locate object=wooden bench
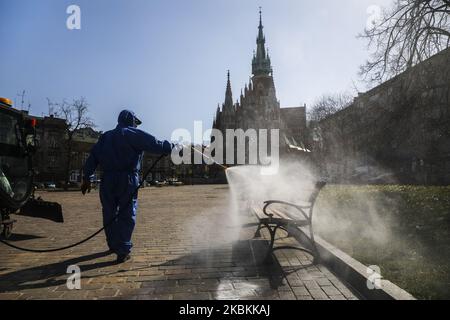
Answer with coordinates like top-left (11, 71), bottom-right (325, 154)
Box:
top-left (251, 181), bottom-right (326, 264)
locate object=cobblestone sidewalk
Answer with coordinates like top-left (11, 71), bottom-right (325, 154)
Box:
top-left (0, 185), bottom-right (358, 300)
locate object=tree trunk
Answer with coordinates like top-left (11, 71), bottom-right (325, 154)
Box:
top-left (64, 135), bottom-right (73, 191)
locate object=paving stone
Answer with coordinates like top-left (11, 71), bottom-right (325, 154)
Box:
top-left (0, 186), bottom-right (358, 300)
top-left (140, 280), bottom-right (178, 288)
top-left (329, 294), bottom-right (347, 300)
top-left (308, 289), bottom-right (329, 300)
top-left (322, 285), bottom-right (342, 296)
top-left (154, 285), bottom-right (197, 295)
top-left (136, 294), bottom-right (173, 300)
top-left (173, 292), bottom-right (211, 300)
top-left (0, 293), bottom-right (23, 300)
top-left (288, 278), bottom-right (304, 287)
top-left (278, 291), bottom-right (297, 300)
top-left (303, 280), bottom-right (321, 290)
top-left (292, 286), bottom-right (309, 296)
top-left (316, 278), bottom-right (333, 287)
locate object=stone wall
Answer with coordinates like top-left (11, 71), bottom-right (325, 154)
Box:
top-left (281, 106), bottom-right (307, 145)
top-left (316, 48), bottom-right (450, 185)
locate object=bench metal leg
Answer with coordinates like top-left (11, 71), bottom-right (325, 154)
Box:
top-left (264, 224), bottom-right (280, 262)
top-left (268, 225), bottom-right (278, 250)
top-left (255, 224), bottom-right (290, 239)
top-left (308, 225), bottom-right (320, 264)
top-left (253, 221), bottom-right (320, 265)
top-left (254, 223), bottom-right (263, 238)
top-left (266, 225), bottom-right (320, 264)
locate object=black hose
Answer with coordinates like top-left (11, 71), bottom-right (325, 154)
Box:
top-left (0, 154), bottom-right (167, 253)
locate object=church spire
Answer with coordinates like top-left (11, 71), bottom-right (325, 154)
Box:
top-left (258, 8), bottom-right (264, 46)
top-left (252, 8), bottom-right (272, 77)
top-left (224, 70), bottom-right (233, 108)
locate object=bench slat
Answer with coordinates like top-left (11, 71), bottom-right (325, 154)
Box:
top-left (252, 206), bottom-right (266, 218)
top-left (271, 208), bottom-right (295, 219)
top-left (251, 206), bottom-right (309, 229)
top-left (252, 206), bottom-right (289, 221)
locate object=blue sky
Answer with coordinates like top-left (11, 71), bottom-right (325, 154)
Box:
top-left (0, 0), bottom-right (392, 140)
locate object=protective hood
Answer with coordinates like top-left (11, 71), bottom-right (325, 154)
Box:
top-left (117, 110), bottom-right (142, 127)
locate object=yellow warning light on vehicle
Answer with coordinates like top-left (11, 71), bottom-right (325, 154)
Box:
top-left (0, 97), bottom-right (13, 107)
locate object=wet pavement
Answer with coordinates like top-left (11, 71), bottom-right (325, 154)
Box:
top-left (0, 185), bottom-right (358, 300)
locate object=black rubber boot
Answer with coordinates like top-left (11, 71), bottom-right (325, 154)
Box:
top-left (116, 254), bottom-right (131, 264)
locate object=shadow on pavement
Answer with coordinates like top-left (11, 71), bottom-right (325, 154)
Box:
top-left (1, 233), bottom-right (45, 242)
top-left (0, 240), bottom-right (305, 298)
top-left (0, 250), bottom-right (116, 292)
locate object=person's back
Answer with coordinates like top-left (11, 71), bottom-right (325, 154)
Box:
top-left (82, 109), bottom-right (173, 263)
top-left (88, 110), bottom-right (172, 174)
top-left (93, 129), bottom-right (142, 174)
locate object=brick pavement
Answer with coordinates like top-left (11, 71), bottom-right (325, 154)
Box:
top-left (0, 185), bottom-right (359, 300)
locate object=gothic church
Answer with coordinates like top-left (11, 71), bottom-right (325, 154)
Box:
top-left (212, 10), bottom-right (308, 164)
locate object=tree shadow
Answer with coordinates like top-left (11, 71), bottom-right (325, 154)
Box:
top-left (1, 233), bottom-right (45, 242)
top-left (134, 240), bottom-right (287, 298)
top-left (0, 240), bottom-right (295, 298)
top-left (0, 250), bottom-right (116, 293)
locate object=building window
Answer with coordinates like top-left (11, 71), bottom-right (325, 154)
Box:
top-left (49, 137), bottom-right (58, 149)
top-left (48, 155), bottom-right (57, 166)
top-left (70, 170), bottom-right (80, 183)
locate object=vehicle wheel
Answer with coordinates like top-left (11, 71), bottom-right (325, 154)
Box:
top-left (2, 224), bottom-right (13, 239)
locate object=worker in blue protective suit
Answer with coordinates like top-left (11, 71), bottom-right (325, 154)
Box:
top-left (81, 110), bottom-right (174, 263)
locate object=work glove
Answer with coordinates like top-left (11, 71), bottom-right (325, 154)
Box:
top-left (81, 180), bottom-right (92, 195)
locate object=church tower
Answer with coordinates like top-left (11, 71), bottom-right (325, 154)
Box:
top-left (212, 8), bottom-right (308, 172)
top-left (242, 8), bottom-right (281, 131)
top-left (252, 9), bottom-right (272, 77)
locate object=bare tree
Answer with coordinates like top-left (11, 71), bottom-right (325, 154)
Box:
top-left (308, 92), bottom-right (353, 122)
top-left (48, 97), bottom-right (95, 189)
top-left (308, 92), bottom-right (353, 177)
top-left (359, 0), bottom-right (450, 84)
top-left (16, 90), bottom-right (31, 112)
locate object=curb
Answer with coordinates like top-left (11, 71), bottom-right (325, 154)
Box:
top-left (296, 228), bottom-right (416, 300)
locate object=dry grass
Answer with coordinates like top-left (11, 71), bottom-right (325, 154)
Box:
top-left (316, 185), bottom-right (450, 300)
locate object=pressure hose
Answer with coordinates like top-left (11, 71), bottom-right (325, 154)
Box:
top-left (0, 154), bottom-right (166, 253)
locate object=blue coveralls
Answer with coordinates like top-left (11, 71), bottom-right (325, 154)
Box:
top-left (83, 110), bottom-right (173, 255)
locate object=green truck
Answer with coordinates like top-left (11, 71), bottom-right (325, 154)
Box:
top-left (0, 97), bottom-right (63, 239)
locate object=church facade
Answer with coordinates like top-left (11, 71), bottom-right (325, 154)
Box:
top-left (212, 11), bottom-right (308, 166)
